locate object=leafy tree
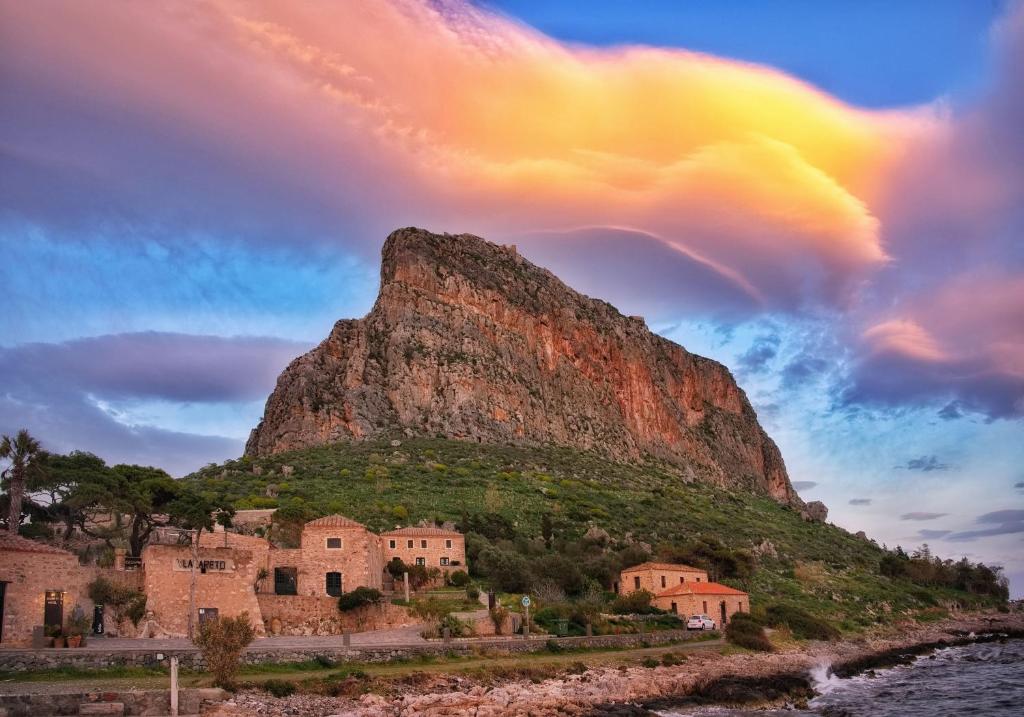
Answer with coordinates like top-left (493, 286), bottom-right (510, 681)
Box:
top-left (477, 546), bottom-right (532, 592)
top-left (609, 588), bottom-right (659, 615)
top-left (1, 429), bottom-right (44, 532)
top-left (111, 464), bottom-right (180, 556)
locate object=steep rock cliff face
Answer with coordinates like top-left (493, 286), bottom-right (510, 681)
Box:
top-left (247, 228), bottom-right (801, 505)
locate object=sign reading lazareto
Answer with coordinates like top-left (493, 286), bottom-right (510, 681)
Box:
top-left (173, 558), bottom-right (234, 572)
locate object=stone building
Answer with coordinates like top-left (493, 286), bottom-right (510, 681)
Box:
top-left (618, 561), bottom-right (749, 625)
top-left (0, 532), bottom-right (100, 647)
top-left (381, 526), bottom-right (466, 572)
top-left (1, 515), bottom-right (465, 643)
top-left (616, 562), bottom-right (709, 594)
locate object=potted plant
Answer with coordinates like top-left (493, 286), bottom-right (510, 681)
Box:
top-left (47, 624), bottom-right (66, 648)
top-left (67, 605), bottom-right (90, 648)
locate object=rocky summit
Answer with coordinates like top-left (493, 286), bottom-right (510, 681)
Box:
top-left (246, 228), bottom-right (801, 505)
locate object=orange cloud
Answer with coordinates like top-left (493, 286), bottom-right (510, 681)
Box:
top-left (214, 0), bottom-right (926, 307)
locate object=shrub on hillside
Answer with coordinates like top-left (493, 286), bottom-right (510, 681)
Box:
top-left (448, 570), bottom-right (470, 587)
top-left (725, 612), bottom-right (773, 652)
top-left (263, 679), bottom-right (296, 698)
top-left (609, 589), bottom-right (661, 615)
top-left (337, 587), bottom-right (382, 612)
top-left (763, 604), bottom-right (840, 641)
top-left (194, 613), bottom-right (256, 688)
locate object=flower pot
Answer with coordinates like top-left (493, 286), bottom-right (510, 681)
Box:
top-left (67, 635), bottom-right (82, 648)
top-left (53, 636), bottom-right (66, 648)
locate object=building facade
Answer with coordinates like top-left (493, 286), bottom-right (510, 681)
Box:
top-left (1, 516), bottom-right (465, 644)
top-left (616, 562), bottom-right (709, 595)
top-left (618, 561), bottom-right (749, 625)
top-left (381, 526), bottom-right (466, 572)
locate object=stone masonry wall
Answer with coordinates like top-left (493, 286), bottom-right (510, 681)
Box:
top-left (383, 532), bottom-right (467, 573)
top-left (654, 593), bottom-right (748, 624)
top-left (257, 595), bottom-right (417, 635)
top-left (619, 566), bottom-right (708, 595)
top-left (141, 543), bottom-right (265, 638)
top-left (294, 525), bottom-right (383, 595)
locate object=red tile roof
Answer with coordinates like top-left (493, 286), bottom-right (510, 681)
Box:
top-left (382, 526), bottom-right (462, 537)
top-left (621, 561), bottom-right (706, 573)
top-left (0, 531), bottom-right (73, 555)
top-left (656, 581), bottom-right (748, 597)
top-left (305, 514), bottom-right (366, 528)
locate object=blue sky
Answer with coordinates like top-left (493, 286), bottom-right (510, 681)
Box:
top-left (1, 0), bottom-right (1022, 594)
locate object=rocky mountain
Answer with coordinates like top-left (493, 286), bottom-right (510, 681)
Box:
top-left (246, 228), bottom-right (801, 506)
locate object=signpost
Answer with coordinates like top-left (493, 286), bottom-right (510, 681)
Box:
top-left (521, 595), bottom-right (531, 639)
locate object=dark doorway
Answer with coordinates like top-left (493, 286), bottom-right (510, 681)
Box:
top-left (44, 590), bottom-right (64, 632)
top-left (0, 582), bottom-right (6, 643)
top-left (720, 601), bottom-right (727, 626)
top-left (198, 607), bottom-right (219, 627)
top-left (92, 604), bottom-right (105, 634)
top-left (274, 567), bottom-right (297, 595)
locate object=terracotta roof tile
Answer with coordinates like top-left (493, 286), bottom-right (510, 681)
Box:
top-left (656, 581), bottom-right (748, 597)
top-left (305, 514), bottom-right (366, 529)
top-left (621, 561), bottom-right (706, 573)
top-left (0, 531), bottom-right (74, 555)
top-left (381, 526), bottom-right (462, 537)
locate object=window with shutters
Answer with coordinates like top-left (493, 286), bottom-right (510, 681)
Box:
top-left (420, 539), bottom-right (427, 548)
top-left (415, 557), bottom-right (425, 566)
top-left (445, 539), bottom-right (452, 549)
top-left (389, 539), bottom-right (396, 549)
top-left (407, 539), bottom-right (413, 549)
top-left (440, 557), bottom-right (449, 566)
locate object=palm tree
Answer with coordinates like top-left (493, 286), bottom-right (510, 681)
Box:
top-left (1, 429), bottom-right (43, 533)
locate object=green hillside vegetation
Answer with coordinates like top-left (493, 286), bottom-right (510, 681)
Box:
top-left (184, 437), bottom-right (1008, 634)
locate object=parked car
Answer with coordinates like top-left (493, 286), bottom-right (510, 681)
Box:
top-left (686, 614), bottom-right (716, 630)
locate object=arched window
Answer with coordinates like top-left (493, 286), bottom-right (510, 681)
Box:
top-left (326, 572), bottom-right (342, 597)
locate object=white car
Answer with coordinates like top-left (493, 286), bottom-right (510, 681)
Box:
top-left (686, 614), bottom-right (717, 631)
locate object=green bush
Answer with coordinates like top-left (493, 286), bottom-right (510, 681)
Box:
top-left (641, 656), bottom-right (660, 668)
top-left (545, 638), bottom-right (563, 653)
top-left (609, 589), bottom-right (661, 615)
top-left (195, 613), bottom-right (256, 688)
top-left (661, 651), bottom-right (685, 666)
top-left (763, 604), bottom-right (840, 641)
top-left (337, 587), bottom-right (382, 612)
top-left (725, 613), bottom-right (773, 652)
top-left (263, 679), bottom-right (296, 698)
top-left (449, 570), bottom-right (471, 587)
top-left (466, 586), bottom-right (480, 601)
top-left (87, 576), bottom-right (147, 627)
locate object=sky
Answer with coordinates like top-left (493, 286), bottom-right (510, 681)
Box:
top-left (1, 0), bottom-right (1022, 594)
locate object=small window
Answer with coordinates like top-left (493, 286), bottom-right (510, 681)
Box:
top-left (445, 539), bottom-right (452, 549)
top-left (389, 539), bottom-right (396, 549)
top-left (415, 557), bottom-right (425, 566)
top-left (633, 576), bottom-right (641, 590)
top-left (420, 539), bottom-right (427, 549)
top-left (326, 537), bottom-right (342, 549)
top-left (696, 577), bottom-right (701, 582)
top-left (326, 572), bottom-right (342, 597)
top-left (407, 539), bottom-right (413, 549)
top-left (660, 575), bottom-right (666, 588)
top-left (680, 576), bottom-right (685, 584)
top-left (440, 557), bottom-right (449, 566)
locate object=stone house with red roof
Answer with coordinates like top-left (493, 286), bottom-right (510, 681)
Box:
top-left (618, 561), bottom-right (749, 625)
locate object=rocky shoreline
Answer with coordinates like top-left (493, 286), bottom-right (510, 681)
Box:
top-left (207, 613), bottom-right (1024, 717)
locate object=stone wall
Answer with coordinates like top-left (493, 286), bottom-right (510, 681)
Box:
top-left (140, 542), bottom-right (265, 638)
top-left (257, 595), bottom-right (417, 635)
top-left (288, 524), bottom-right (383, 595)
top-left (382, 530), bottom-right (467, 573)
top-left (0, 629), bottom-right (699, 672)
top-left (0, 687), bottom-right (226, 717)
top-left (655, 593), bottom-right (748, 624)
top-left (0, 549), bottom-right (99, 647)
top-left (619, 565), bottom-right (709, 595)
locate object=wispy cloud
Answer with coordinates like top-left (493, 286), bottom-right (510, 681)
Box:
top-left (898, 455), bottom-right (950, 472)
top-left (901, 512), bottom-right (948, 521)
top-left (947, 510), bottom-right (1024, 542)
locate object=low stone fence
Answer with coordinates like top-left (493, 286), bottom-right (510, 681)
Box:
top-left (257, 595), bottom-right (416, 636)
top-left (0, 629), bottom-right (699, 673)
top-left (0, 688), bottom-right (227, 717)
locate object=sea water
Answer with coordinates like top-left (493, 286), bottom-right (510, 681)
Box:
top-left (657, 638), bottom-right (1024, 717)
